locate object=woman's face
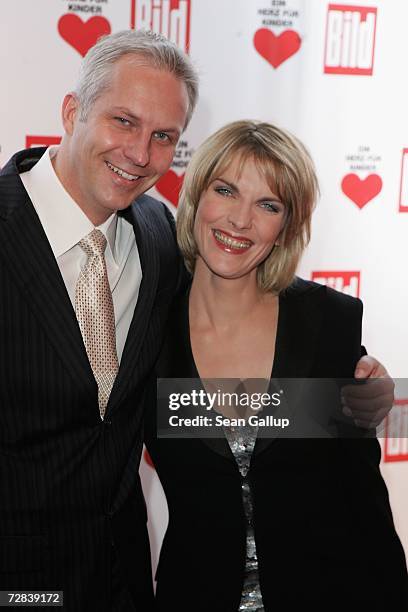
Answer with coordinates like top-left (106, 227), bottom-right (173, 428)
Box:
top-left (193, 155), bottom-right (286, 283)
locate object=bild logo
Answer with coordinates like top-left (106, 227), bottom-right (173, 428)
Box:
top-left (384, 399), bottom-right (408, 463)
top-left (399, 149), bottom-right (408, 213)
top-left (311, 271), bottom-right (360, 297)
top-left (130, 0), bottom-right (191, 53)
top-left (324, 4), bottom-right (377, 75)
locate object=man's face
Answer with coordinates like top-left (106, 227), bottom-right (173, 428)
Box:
top-left (57, 55), bottom-right (189, 225)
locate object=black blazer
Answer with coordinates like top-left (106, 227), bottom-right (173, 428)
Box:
top-left (0, 148), bottom-right (185, 611)
top-left (145, 279), bottom-right (408, 610)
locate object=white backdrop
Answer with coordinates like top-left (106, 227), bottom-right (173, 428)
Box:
top-left (1, 0), bottom-right (407, 574)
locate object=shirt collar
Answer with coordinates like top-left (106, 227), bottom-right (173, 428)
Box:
top-left (20, 146), bottom-right (118, 261)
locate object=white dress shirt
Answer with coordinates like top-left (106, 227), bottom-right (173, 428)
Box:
top-left (20, 146), bottom-right (142, 362)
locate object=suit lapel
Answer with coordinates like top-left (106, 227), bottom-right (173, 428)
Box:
top-left (0, 152), bottom-right (167, 415)
top-left (253, 280), bottom-right (326, 457)
top-left (0, 156), bottom-right (96, 401)
top-left (107, 200), bottom-right (160, 414)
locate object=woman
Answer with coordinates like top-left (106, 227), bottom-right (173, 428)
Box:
top-left (145, 120), bottom-right (407, 610)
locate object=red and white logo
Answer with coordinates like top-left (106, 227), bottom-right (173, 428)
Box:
top-left (156, 170), bottom-right (184, 207)
top-left (384, 399), bottom-right (408, 462)
top-left (324, 4), bottom-right (377, 75)
top-left (26, 136), bottom-right (62, 149)
top-left (58, 14), bottom-right (112, 57)
top-left (253, 29), bottom-right (302, 69)
top-left (341, 172), bottom-right (382, 209)
top-left (311, 271), bottom-right (361, 297)
top-left (130, 0), bottom-right (191, 53)
top-left (399, 148), bottom-right (408, 212)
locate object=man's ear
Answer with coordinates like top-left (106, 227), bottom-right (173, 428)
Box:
top-left (61, 93), bottom-right (80, 135)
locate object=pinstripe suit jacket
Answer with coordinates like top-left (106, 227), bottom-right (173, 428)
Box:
top-left (0, 148), bottom-right (184, 611)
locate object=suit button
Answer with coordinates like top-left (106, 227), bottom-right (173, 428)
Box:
top-left (104, 418), bottom-right (112, 426)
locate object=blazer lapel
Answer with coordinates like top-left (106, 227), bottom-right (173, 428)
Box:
top-left (156, 289), bottom-right (236, 464)
top-left (0, 160), bottom-right (96, 401)
top-left (253, 279), bottom-right (326, 457)
top-left (183, 292), bottom-right (237, 465)
top-left (155, 287), bottom-right (196, 379)
top-left (107, 200), bottom-right (160, 414)
top-left (272, 279), bottom-right (326, 378)
top-left (154, 277), bottom-right (326, 464)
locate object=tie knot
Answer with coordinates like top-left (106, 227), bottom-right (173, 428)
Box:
top-left (79, 229), bottom-right (107, 258)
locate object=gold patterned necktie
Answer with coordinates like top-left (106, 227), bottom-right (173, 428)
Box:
top-left (75, 228), bottom-right (119, 418)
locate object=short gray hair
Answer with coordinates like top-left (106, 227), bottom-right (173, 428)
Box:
top-left (75, 29), bottom-right (199, 129)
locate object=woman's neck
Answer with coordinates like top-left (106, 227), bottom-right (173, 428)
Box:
top-left (189, 261), bottom-right (272, 332)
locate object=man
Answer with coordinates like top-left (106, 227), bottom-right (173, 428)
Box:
top-left (0, 29), bottom-right (394, 612)
top-left (0, 30), bottom-right (197, 612)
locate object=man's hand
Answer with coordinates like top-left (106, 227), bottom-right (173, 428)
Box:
top-left (341, 355), bottom-right (395, 429)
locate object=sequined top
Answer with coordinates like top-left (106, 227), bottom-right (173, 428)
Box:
top-left (224, 423), bottom-right (265, 612)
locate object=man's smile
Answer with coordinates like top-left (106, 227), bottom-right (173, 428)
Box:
top-left (106, 161), bottom-right (141, 182)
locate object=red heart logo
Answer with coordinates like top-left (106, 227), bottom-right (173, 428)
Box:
top-left (253, 28), bottom-right (302, 68)
top-left (156, 170), bottom-right (185, 207)
top-left (341, 173), bottom-right (383, 209)
top-left (58, 14), bottom-right (111, 57)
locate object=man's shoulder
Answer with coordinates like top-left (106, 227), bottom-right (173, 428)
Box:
top-left (0, 148), bottom-right (47, 216)
top-left (0, 147), bottom-right (46, 179)
top-left (128, 193), bottom-right (186, 293)
top-left (128, 193), bottom-right (176, 236)
top-left (132, 192), bottom-right (165, 214)
top-left (132, 192), bottom-right (172, 218)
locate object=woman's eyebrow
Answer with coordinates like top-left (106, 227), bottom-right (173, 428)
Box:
top-left (213, 177), bottom-right (239, 192)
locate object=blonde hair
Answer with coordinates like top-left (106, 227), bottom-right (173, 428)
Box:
top-left (177, 120), bottom-right (318, 293)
